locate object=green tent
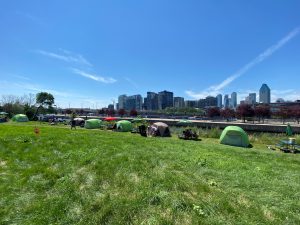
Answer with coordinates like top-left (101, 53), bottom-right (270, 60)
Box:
top-left (116, 120), bottom-right (133, 132)
top-left (286, 124), bottom-right (293, 136)
top-left (12, 114), bottom-right (29, 122)
top-left (220, 126), bottom-right (250, 148)
top-left (177, 120), bottom-right (192, 126)
top-left (85, 119), bottom-right (102, 129)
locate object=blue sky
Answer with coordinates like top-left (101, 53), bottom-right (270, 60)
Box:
top-left (0, 0), bottom-right (300, 108)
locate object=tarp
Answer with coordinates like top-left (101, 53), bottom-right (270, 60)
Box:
top-left (85, 119), bottom-right (102, 129)
top-left (286, 124), bottom-right (293, 136)
top-left (11, 114), bottom-right (29, 122)
top-left (116, 120), bottom-right (133, 132)
top-left (151, 122), bottom-right (171, 137)
top-left (220, 126), bottom-right (250, 148)
top-left (104, 117), bottom-right (117, 121)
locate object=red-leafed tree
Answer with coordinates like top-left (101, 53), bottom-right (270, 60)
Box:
top-left (207, 107), bottom-right (220, 119)
top-left (291, 106), bottom-right (300, 124)
top-left (98, 108), bottom-right (105, 115)
top-left (254, 104), bottom-right (271, 123)
top-left (118, 109), bottom-right (126, 117)
top-left (277, 107), bottom-right (292, 124)
top-left (236, 104), bottom-right (254, 123)
top-left (107, 109), bottom-right (116, 116)
top-left (130, 109), bottom-right (138, 117)
top-left (220, 108), bottom-right (235, 122)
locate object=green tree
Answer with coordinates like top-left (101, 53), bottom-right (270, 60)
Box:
top-left (34, 92), bottom-right (55, 117)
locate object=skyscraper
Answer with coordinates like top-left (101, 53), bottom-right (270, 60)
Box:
top-left (118, 95), bottom-right (127, 109)
top-left (205, 96), bottom-right (217, 107)
top-left (259, 84), bottom-right (271, 104)
top-left (125, 95), bottom-right (143, 111)
top-left (216, 94), bottom-right (222, 108)
top-left (158, 90), bottom-right (174, 110)
top-left (224, 94), bottom-right (229, 108)
top-left (248, 93), bottom-right (256, 105)
top-left (174, 97), bottom-right (185, 108)
top-left (146, 92), bottom-right (159, 111)
top-left (231, 92), bottom-right (237, 108)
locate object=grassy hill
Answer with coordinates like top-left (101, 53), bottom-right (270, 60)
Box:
top-left (0, 123), bottom-right (300, 224)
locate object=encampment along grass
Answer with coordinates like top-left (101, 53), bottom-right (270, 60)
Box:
top-left (0, 123), bottom-right (300, 224)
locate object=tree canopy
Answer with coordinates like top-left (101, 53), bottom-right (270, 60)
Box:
top-left (36, 92), bottom-right (54, 107)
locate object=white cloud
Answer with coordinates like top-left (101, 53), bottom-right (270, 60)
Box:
top-left (185, 90), bottom-right (218, 99)
top-left (72, 68), bottom-right (117, 84)
top-left (36, 49), bottom-right (92, 66)
top-left (186, 27), bottom-right (300, 99)
top-left (272, 89), bottom-right (300, 102)
top-left (0, 80), bottom-right (113, 108)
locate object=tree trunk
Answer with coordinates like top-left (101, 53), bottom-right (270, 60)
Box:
top-left (33, 105), bottom-right (42, 119)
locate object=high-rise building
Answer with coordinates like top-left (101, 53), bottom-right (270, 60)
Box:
top-left (198, 96), bottom-right (217, 109)
top-left (118, 95), bottom-right (127, 109)
top-left (108, 104), bottom-right (114, 110)
top-left (158, 90), bottom-right (174, 110)
top-left (125, 95), bottom-right (143, 111)
top-left (174, 97), bottom-right (185, 108)
top-left (224, 94), bottom-right (230, 108)
top-left (198, 99), bottom-right (206, 108)
top-left (185, 100), bottom-right (198, 108)
top-left (216, 94), bottom-right (222, 108)
top-left (231, 92), bottom-right (237, 108)
top-left (259, 84), bottom-right (271, 104)
top-left (248, 93), bottom-right (256, 105)
top-left (205, 96), bottom-right (217, 107)
top-left (146, 92), bottom-right (159, 111)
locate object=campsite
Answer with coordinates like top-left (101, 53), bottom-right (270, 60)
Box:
top-left (1, 121), bottom-right (300, 224)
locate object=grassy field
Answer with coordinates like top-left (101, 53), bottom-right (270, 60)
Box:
top-left (0, 123), bottom-right (300, 225)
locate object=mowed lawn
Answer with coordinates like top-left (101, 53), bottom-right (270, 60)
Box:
top-left (0, 123), bottom-right (300, 225)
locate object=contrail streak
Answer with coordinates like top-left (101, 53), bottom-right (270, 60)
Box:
top-left (211, 27), bottom-right (300, 91)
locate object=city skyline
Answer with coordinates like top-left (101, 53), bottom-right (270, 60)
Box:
top-left (115, 84), bottom-right (276, 111)
top-left (1, 1), bottom-right (300, 108)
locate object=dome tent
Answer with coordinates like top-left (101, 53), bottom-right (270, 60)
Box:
top-left (177, 120), bottom-right (192, 126)
top-left (12, 114), bottom-right (29, 122)
top-left (149, 122), bottom-right (171, 137)
top-left (85, 119), bottom-right (102, 129)
top-left (220, 126), bottom-right (250, 148)
top-left (116, 120), bottom-right (133, 132)
top-left (73, 118), bottom-right (85, 126)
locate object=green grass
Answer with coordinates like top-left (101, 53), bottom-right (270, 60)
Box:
top-left (0, 123), bottom-right (300, 225)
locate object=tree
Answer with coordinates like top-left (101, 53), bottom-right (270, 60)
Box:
top-left (254, 105), bottom-right (271, 123)
top-left (107, 109), bottom-right (116, 116)
top-left (98, 108), bottom-right (105, 115)
top-left (35, 92), bottom-right (54, 116)
top-left (220, 108), bottom-right (235, 121)
top-left (207, 107), bottom-right (220, 119)
top-left (236, 104), bottom-right (254, 123)
top-left (291, 106), bottom-right (300, 124)
top-left (277, 107), bottom-right (292, 124)
top-left (24, 103), bottom-right (35, 120)
top-left (118, 109), bottom-right (126, 117)
top-left (130, 109), bottom-right (138, 117)
top-left (65, 109), bottom-right (72, 114)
